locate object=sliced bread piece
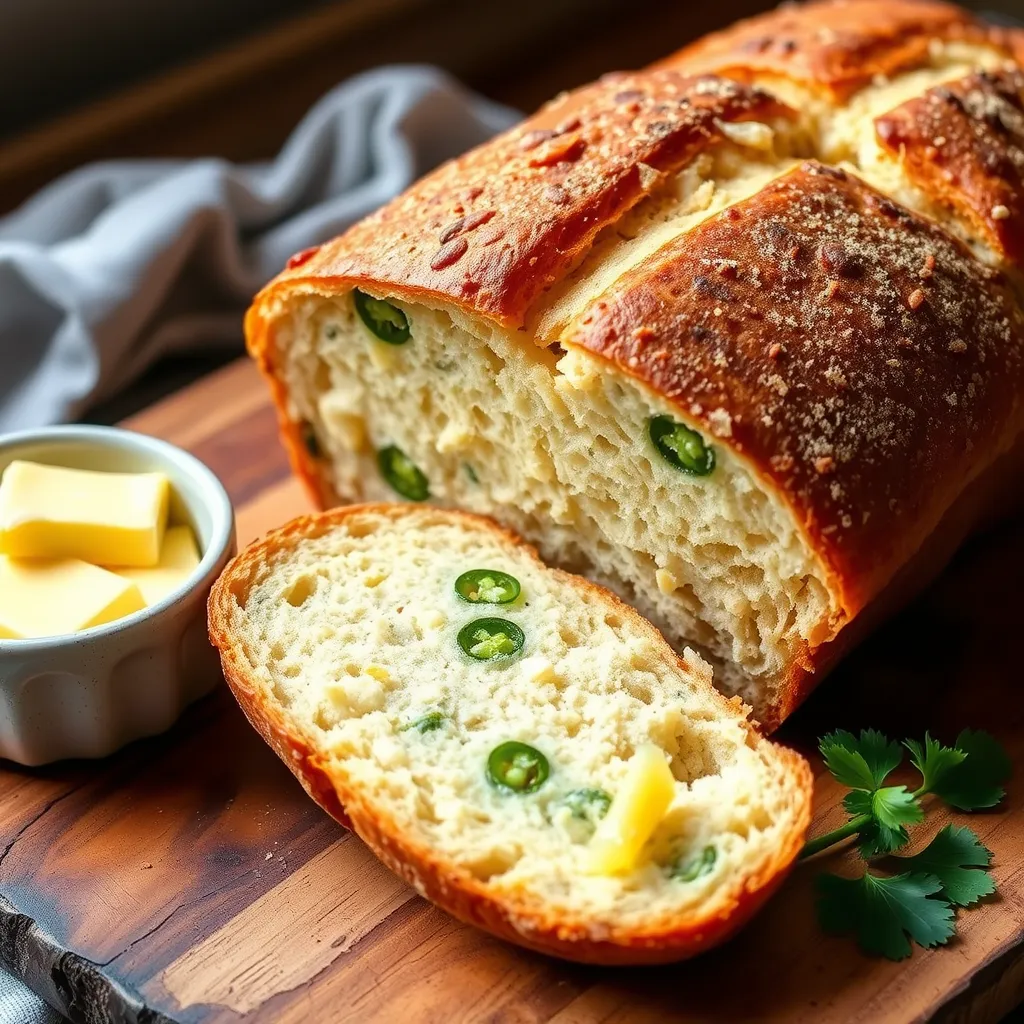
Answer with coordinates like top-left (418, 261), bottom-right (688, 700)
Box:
top-left (208, 504), bottom-right (813, 964)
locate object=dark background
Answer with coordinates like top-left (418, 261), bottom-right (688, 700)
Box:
top-left (3, 0), bottom-right (1021, 203)
top-left (1, 0), bottom-right (1019, 140)
top-left (0, 0), bottom-right (1019, 418)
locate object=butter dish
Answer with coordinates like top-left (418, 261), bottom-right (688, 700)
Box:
top-left (0, 426), bottom-right (235, 765)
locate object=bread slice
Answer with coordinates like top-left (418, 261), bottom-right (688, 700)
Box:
top-left (209, 504), bottom-right (812, 964)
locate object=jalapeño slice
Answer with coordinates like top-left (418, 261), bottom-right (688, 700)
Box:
top-left (649, 415), bottom-right (715, 476)
top-left (457, 617), bottom-right (525, 661)
top-left (353, 288), bottom-right (410, 344)
top-left (487, 741), bottom-right (550, 793)
top-left (454, 569), bottom-right (521, 605)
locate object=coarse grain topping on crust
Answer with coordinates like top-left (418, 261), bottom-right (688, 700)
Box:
top-left (566, 161), bottom-right (1024, 612)
top-left (661, 0), bottom-right (1017, 99)
top-left (876, 67), bottom-right (1024, 263)
top-left (269, 71), bottom-right (792, 327)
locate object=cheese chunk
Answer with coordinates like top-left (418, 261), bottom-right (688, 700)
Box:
top-left (587, 744), bottom-right (676, 875)
top-left (0, 461), bottom-right (169, 567)
top-left (0, 556), bottom-right (145, 639)
top-left (113, 525), bottom-right (200, 605)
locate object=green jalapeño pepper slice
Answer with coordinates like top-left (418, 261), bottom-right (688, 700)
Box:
top-left (454, 569), bottom-right (521, 605)
top-left (353, 288), bottom-right (411, 344)
top-left (561, 788), bottom-right (612, 823)
top-left (487, 741), bottom-right (549, 793)
top-left (377, 445), bottom-right (430, 501)
top-left (457, 617), bottom-right (524, 661)
top-left (649, 415), bottom-right (715, 476)
top-left (670, 844), bottom-right (717, 882)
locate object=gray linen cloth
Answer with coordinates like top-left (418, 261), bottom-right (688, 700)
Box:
top-left (0, 975), bottom-right (61, 1024)
top-left (0, 65), bottom-right (519, 431)
top-left (0, 65), bottom-right (518, 1022)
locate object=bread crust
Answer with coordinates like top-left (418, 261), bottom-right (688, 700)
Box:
top-left (208, 504), bottom-right (814, 964)
top-left (245, 68), bottom-right (791, 520)
top-left (769, 428), bottom-right (1024, 725)
top-left (569, 160), bottom-right (1024, 622)
top-left (244, 0), bottom-right (1024, 730)
top-left (243, 307), bottom-right (338, 512)
top-left (247, 71), bottom-right (790, 332)
top-left (661, 0), bottom-right (1019, 99)
top-left (876, 67), bottom-right (1024, 264)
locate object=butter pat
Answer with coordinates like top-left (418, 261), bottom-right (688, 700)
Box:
top-left (587, 744), bottom-right (676, 875)
top-left (112, 525), bottom-right (200, 605)
top-left (0, 556), bottom-right (145, 639)
top-left (0, 461), bottom-right (169, 567)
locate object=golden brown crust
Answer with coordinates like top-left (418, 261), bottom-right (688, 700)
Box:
top-left (661, 0), bottom-right (1012, 100)
top-left (244, 0), bottom-right (1024, 732)
top-left (345, 743), bottom-right (811, 965)
top-left (208, 503), bottom-right (814, 964)
top-left (875, 67), bottom-right (1024, 264)
top-left (568, 162), bottom-right (1024, 620)
top-left (207, 531), bottom-right (352, 829)
top-left (245, 304), bottom-right (339, 511)
top-left (248, 72), bottom-right (791, 331)
top-left (770, 428), bottom-right (1024, 727)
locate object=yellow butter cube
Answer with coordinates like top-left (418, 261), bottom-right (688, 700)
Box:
top-left (112, 525), bottom-right (200, 606)
top-left (587, 744), bottom-right (676, 875)
top-left (0, 556), bottom-right (145, 639)
top-left (0, 461), bottom-right (169, 567)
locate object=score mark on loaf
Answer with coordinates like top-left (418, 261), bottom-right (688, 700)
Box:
top-left (244, 0), bottom-right (1024, 731)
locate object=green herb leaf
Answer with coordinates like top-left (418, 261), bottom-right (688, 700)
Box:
top-left (843, 789), bottom-right (921, 856)
top-left (905, 733), bottom-right (966, 795)
top-left (930, 730), bottom-right (1011, 811)
top-left (820, 729), bottom-right (903, 791)
top-left (560, 788), bottom-right (612, 823)
top-left (897, 825), bottom-right (995, 908)
top-left (817, 871), bottom-right (955, 960)
top-left (820, 733), bottom-right (876, 792)
top-left (670, 844), bottom-right (718, 883)
top-left (401, 711), bottom-right (445, 734)
top-left (857, 729), bottom-right (907, 787)
top-left (873, 786), bottom-right (925, 832)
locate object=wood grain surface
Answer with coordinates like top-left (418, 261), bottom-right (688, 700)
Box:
top-left (1, 357), bottom-right (1023, 1024)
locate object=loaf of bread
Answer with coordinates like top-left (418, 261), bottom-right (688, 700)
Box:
top-left (208, 504), bottom-right (811, 963)
top-left (245, 0), bottom-right (1024, 728)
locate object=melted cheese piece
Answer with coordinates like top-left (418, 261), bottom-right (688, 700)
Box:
top-left (0, 461), bottom-right (169, 567)
top-left (0, 556), bottom-right (145, 639)
top-left (586, 743), bottom-right (676, 875)
top-left (112, 525), bottom-right (201, 605)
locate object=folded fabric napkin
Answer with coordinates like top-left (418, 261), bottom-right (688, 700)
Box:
top-left (0, 66), bottom-right (519, 432)
top-left (0, 972), bottom-right (61, 1024)
top-left (0, 66), bottom-right (518, 1023)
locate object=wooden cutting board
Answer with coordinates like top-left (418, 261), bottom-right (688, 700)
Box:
top-left (1, 357), bottom-right (1022, 1024)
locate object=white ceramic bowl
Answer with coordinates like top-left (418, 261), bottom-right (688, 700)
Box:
top-left (0, 426), bottom-right (236, 766)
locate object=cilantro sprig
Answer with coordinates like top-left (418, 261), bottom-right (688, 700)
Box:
top-left (802, 729), bottom-right (1009, 960)
top-left (817, 870), bottom-right (954, 961)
